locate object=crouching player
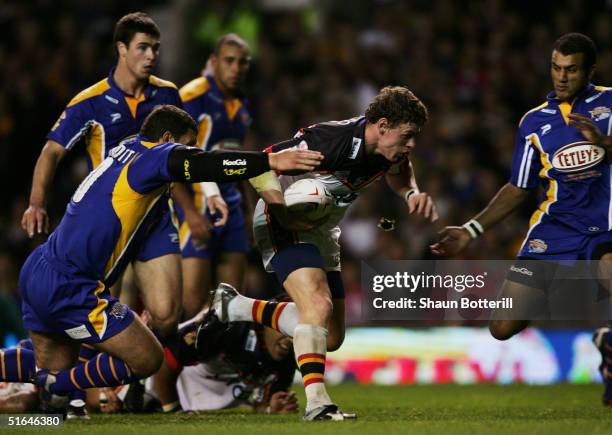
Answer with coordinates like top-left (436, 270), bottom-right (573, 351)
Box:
top-left (0, 105), bottom-right (322, 412)
top-left (155, 301), bottom-right (297, 414)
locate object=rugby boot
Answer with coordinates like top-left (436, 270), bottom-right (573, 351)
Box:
top-left (303, 404), bottom-right (357, 421)
top-left (210, 282), bottom-right (239, 323)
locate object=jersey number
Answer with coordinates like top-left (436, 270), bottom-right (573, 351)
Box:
top-left (72, 157), bottom-right (114, 203)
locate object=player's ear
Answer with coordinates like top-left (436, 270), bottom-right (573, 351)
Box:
top-left (117, 42), bottom-right (128, 58)
top-left (161, 131), bottom-right (174, 143)
top-left (588, 64), bottom-right (596, 81)
top-left (378, 118), bottom-right (389, 135)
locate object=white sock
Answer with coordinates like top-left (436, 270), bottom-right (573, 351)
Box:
top-left (294, 323), bottom-right (332, 411)
top-left (276, 303), bottom-right (299, 337)
top-left (229, 297), bottom-right (299, 337)
top-left (227, 294), bottom-right (256, 322)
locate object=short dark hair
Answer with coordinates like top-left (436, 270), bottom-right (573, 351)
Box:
top-left (213, 33), bottom-right (250, 56)
top-left (365, 86), bottom-right (428, 128)
top-left (553, 33), bottom-right (597, 70)
top-left (113, 12), bottom-right (160, 56)
top-left (140, 105), bottom-right (197, 141)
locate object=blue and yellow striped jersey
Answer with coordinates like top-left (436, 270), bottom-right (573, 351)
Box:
top-left (48, 69), bottom-right (182, 170)
top-left (42, 135), bottom-right (179, 286)
top-left (510, 83), bottom-right (612, 234)
top-left (180, 74), bottom-right (251, 206)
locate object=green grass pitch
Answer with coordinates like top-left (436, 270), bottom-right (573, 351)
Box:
top-left (15, 384), bottom-right (612, 435)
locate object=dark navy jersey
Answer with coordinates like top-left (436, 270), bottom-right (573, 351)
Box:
top-left (510, 84), bottom-right (612, 235)
top-left (48, 69), bottom-right (182, 170)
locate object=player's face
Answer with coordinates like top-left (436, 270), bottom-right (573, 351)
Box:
top-left (120, 32), bottom-right (160, 81)
top-left (551, 50), bottom-right (591, 101)
top-left (263, 327), bottom-right (293, 361)
top-left (211, 43), bottom-right (251, 95)
top-left (375, 121), bottom-right (419, 163)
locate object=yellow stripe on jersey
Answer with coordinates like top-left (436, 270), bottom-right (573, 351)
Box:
top-left (178, 221), bottom-right (191, 250)
top-left (87, 122), bottom-right (105, 169)
top-left (595, 86), bottom-right (612, 91)
top-left (148, 75), bottom-right (178, 89)
top-left (67, 79), bottom-right (111, 108)
top-left (529, 133), bottom-right (558, 219)
top-left (125, 94), bottom-right (146, 118)
top-left (140, 140), bottom-right (158, 149)
top-left (518, 102), bottom-right (548, 127)
top-left (179, 77), bottom-right (210, 103)
top-left (558, 100), bottom-right (575, 125)
top-left (225, 98), bottom-right (242, 121)
top-left (197, 114), bottom-right (212, 149)
top-left (88, 281), bottom-right (108, 338)
top-left (104, 157), bottom-right (167, 278)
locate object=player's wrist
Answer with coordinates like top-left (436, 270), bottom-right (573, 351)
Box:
top-left (403, 188), bottom-right (418, 202)
top-left (462, 219), bottom-right (484, 239)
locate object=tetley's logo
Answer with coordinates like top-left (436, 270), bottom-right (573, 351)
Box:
top-left (551, 141), bottom-right (605, 173)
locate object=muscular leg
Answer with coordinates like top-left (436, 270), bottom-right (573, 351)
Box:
top-left (30, 331), bottom-right (81, 371)
top-left (216, 252), bottom-right (247, 289)
top-left (489, 279), bottom-right (547, 340)
top-left (133, 254), bottom-right (182, 337)
top-left (182, 258), bottom-right (212, 319)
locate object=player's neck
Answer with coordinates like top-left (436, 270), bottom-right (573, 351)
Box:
top-left (364, 122), bottom-right (379, 154)
top-left (113, 64), bottom-right (147, 98)
top-left (213, 75), bottom-right (236, 99)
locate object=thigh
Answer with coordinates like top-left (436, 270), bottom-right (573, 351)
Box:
top-left (216, 252), bottom-right (247, 288)
top-left (134, 254), bottom-right (182, 315)
top-left (29, 331), bottom-right (81, 371)
top-left (182, 257), bottom-right (213, 316)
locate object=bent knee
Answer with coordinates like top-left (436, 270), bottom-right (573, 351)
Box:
top-left (129, 343), bottom-right (164, 377)
top-left (326, 332), bottom-right (345, 352)
top-left (489, 321), bottom-right (517, 341)
top-left (148, 307), bottom-right (181, 337)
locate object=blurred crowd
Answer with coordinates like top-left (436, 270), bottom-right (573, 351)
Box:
top-left (1, 0), bottom-right (611, 339)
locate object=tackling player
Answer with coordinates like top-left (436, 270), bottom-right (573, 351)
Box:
top-left (175, 33), bottom-right (254, 318)
top-left (212, 86), bottom-right (438, 420)
top-left (430, 33), bottom-right (612, 404)
top-left (0, 105), bottom-right (322, 411)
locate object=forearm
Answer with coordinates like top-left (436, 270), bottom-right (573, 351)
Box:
top-left (386, 160), bottom-right (419, 199)
top-left (472, 182), bottom-right (529, 230)
top-left (29, 141), bottom-right (66, 206)
top-left (171, 183), bottom-right (198, 215)
top-left (168, 148), bottom-right (270, 183)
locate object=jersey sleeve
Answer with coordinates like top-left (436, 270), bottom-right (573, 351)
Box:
top-left (167, 87), bottom-right (184, 109)
top-left (509, 126), bottom-right (542, 190)
top-left (47, 100), bottom-right (92, 150)
top-left (127, 143), bottom-right (179, 193)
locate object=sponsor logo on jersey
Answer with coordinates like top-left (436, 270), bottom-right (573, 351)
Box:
top-left (109, 302), bottom-right (128, 319)
top-left (223, 159), bottom-right (247, 166)
top-left (65, 324), bottom-right (92, 340)
top-left (110, 113), bottom-right (122, 123)
top-left (540, 108), bottom-right (557, 114)
top-left (169, 233), bottom-right (179, 244)
top-left (540, 124), bottom-right (551, 136)
top-left (551, 141), bottom-right (605, 173)
top-left (510, 265), bottom-right (533, 276)
top-left (588, 226), bottom-right (600, 232)
top-left (349, 138), bottom-right (362, 159)
top-left (224, 168), bottom-right (247, 176)
top-left (588, 106), bottom-right (611, 121)
top-left (528, 239), bottom-right (548, 254)
top-left (184, 159), bottom-right (191, 180)
top-left (105, 95), bottom-right (119, 104)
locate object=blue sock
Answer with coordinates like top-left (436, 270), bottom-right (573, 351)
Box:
top-left (0, 346), bottom-right (36, 383)
top-left (49, 353), bottom-right (135, 395)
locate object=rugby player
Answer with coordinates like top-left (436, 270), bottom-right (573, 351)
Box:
top-left (430, 33), bottom-right (612, 404)
top-left (212, 86), bottom-right (438, 420)
top-left (1, 105), bottom-right (322, 411)
top-left (174, 33), bottom-right (254, 318)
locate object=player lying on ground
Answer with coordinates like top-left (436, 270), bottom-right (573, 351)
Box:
top-left (0, 105), bottom-right (322, 412)
top-left (430, 32), bottom-right (612, 405)
top-left (212, 86), bottom-right (438, 420)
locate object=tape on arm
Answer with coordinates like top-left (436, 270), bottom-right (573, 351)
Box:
top-left (249, 171), bottom-right (282, 193)
top-left (201, 182), bottom-right (221, 197)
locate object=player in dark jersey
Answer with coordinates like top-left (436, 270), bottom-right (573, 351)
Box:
top-left (430, 33), bottom-right (612, 404)
top-left (212, 86), bottom-right (438, 420)
top-left (174, 34), bottom-right (254, 319)
top-left (156, 303), bottom-right (297, 413)
top-left (0, 105), bottom-right (322, 412)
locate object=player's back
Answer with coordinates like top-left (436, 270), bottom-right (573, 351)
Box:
top-left (42, 136), bottom-right (177, 286)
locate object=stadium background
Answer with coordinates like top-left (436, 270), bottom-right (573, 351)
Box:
top-left (1, 0), bottom-right (611, 385)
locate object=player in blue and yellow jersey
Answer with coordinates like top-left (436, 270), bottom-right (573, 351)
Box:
top-left (21, 13), bottom-right (187, 341)
top-left (175, 34), bottom-right (254, 318)
top-left (431, 33), bottom-right (612, 404)
top-left (0, 105), bottom-right (322, 408)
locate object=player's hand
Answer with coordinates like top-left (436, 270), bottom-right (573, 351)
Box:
top-left (206, 195), bottom-right (228, 227)
top-left (430, 226), bottom-right (472, 256)
top-left (268, 391), bottom-right (299, 413)
top-left (568, 113), bottom-right (610, 149)
top-left (407, 192), bottom-right (439, 222)
top-left (185, 209), bottom-right (212, 244)
top-left (21, 205), bottom-right (49, 237)
top-left (268, 149), bottom-right (323, 173)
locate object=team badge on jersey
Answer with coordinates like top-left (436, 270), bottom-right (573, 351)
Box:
top-left (551, 141), bottom-right (605, 173)
top-left (528, 239), bottom-right (548, 254)
top-left (588, 106), bottom-right (611, 121)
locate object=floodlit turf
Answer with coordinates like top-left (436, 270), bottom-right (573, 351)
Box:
top-left (13, 384), bottom-right (612, 435)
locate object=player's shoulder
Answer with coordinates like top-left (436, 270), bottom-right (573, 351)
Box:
top-left (66, 78), bottom-right (111, 109)
top-left (518, 101), bottom-right (553, 129)
top-left (304, 116), bottom-right (364, 137)
top-left (589, 85), bottom-right (612, 103)
top-left (148, 75), bottom-right (178, 90)
top-left (180, 76), bottom-right (211, 103)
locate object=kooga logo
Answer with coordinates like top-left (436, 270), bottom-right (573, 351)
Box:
top-left (223, 159), bottom-right (247, 166)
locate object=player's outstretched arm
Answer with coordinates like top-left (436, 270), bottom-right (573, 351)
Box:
top-left (385, 160), bottom-right (438, 222)
top-left (167, 147), bottom-right (322, 183)
top-left (430, 182), bottom-right (529, 257)
top-left (21, 140), bottom-right (68, 237)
